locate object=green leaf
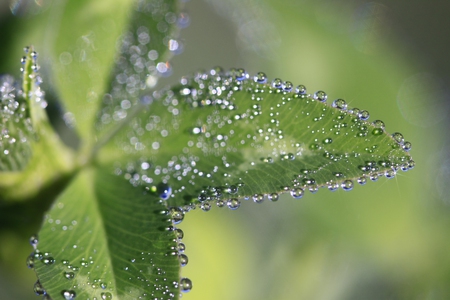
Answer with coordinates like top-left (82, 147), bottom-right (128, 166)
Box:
top-left (98, 69), bottom-right (414, 208)
top-left (33, 167), bottom-right (182, 299)
top-left (95, 0), bottom-right (184, 143)
top-left (47, 0), bottom-right (135, 146)
top-left (0, 47), bottom-right (74, 201)
top-left (47, 0), bottom-right (183, 151)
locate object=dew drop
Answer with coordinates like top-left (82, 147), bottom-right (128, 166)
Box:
top-left (61, 290), bottom-right (76, 300)
top-left (357, 176), bottom-right (367, 185)
top-left (227, 198), bottom-right (240, 210)
top-left (341, 180), bottom-right (354, 191)
top-left (403, 141), bottom-right (412, 151)
top-left (157, 183), bottom-right (172, 200)
top-left (385, 169), bottom-right (396, 179)
top-left (201, 202), bottom-right (211, 212)
top-left (26, 253), bottom-right (35, 269)
top-left (43, 257), bottom-right (55, 265)
top-left (290, 188), bottom-right (304, 199)
top-left (296, 85), bottom-right (307, 94)
top-left (64, 272), bottom-right (75, 280)
top-left (198, 193), bottom-right (207, 202)
top-left (34, 280), bottom-right (46, 295)
top-left (234, 68), bottom-right (248, 81)
top-left (178, 243), bottom-right (186, 253)
top-left (180, 277), bottom-right (193, 293)
top-left (101, 292), bottom-right (113, 300)
top-left (271, 78), bottom-right (283, 89)
top-left (268, 193), bottom-right (279, 202)
top-left (179, 254), bottom-right (188, 267)
top-left (252, 194), bottom-right (264, 203)
top-left (29, 235), bottom-right (38, 248)
top-left (392, 132), bottom-right (404, 144)
top-left (254, 72), bottom-right (267, 84)
top-left (359, 110), bottom-right (370, 120)
top-left (372, 119), bottom-right (385, 129)
top-left (175, 228), bottom-right (184, 239)
top-left (227, 185), bottom-right (238, 194)
top-left (372, 128), bottom-right (383, 136)
top-left (313, 91), bottom-right (327, 102)
top-left (332, 98), bottom-right (347, 110)
top-left (169, 207), bottom-right (184, 224)
top-left (323, 138), bottom-right (333, 144)
top-left (283, 81), bottom-right (293, 92)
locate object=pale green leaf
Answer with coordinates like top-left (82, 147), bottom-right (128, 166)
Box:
top-left (33, 167), bottom-right (182, 299)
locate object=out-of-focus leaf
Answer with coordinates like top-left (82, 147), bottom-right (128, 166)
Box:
top-left (33, 167), bottom-right (182, 299)
top-left (95, 0), bottom-right (184, 141)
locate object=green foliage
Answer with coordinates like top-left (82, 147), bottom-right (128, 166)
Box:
top-left (0, 0), bottom-right (421, 299)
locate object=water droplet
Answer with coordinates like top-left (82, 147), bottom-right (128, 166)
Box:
top-left (296, 85), bottom-right (307, 94)
top-left (227, 198), bottom-right (240, 210)
top-left (341, 180), bottom-right (354, 191)
top-left (61, 290), bottom-right (77, 300)
top-left (372, 128), bottom-right (383, 136)
top-left (313, 91), bottom-right (327, 102)
top-left (323, 138), bottom-right (333, 144)
top-left (392, 132), bottom-right (404, 144)
top-left (169, 207), bottom-right (184, 224)
top-left (157, 183), bottom-right (172, 200)
top-left (178, 243), bottom-right (186, 253)
top-left (29, 235), bottom-right (38, 248)
top-left (252, 194), bottom-right (264, 203)
top-left (372, 119), bottom-right (385, 129)
top-left (357, 176), bottom-right (367, 185)
top-left (227, 185), bottom-right (238, 194)
top-left (234, 68), bottom-right (248, 81)
top-left (370, 173), bottom-right (379, 181)
top-left (328, 182), bottom-right (339, 191)
top-left (268, 193), bottom-right (279, 202)
top-left (64, 272), bottom-right (75, 279)
top-left (385, 169), bottom-right (396, 179)
top-left (332, 99), bottom-right (347, 110)
top-left (43, 257), bottom-right (55, 265)
top-left (101, 292), bottom-right (113, 299)
top-left (180, 277), bottom-right (193, 293)
top-left (198, 193), bottom-right (207, 202)
top-left (359, 110), bottom-right (370, 120)
top-left (290, 188), bottom-right (304, 199)
top-left (179, 254), bottom-right (188, 267)
top-left (271, 78), bottom-right (283, 89)
top-left (34, 280), bottom-right (46, 295)
top-left (403, 141), bottom-right (412, 151)
top-left (175, 228), bottom-right (184, 239)
top-left (283, 81), bottom-right (293, 92)
top-left (254, 72), bottom-right (267, 84)
top-left (26, 253), bottom-right (35, 268)
top-left (201, 202), bottom-right (211, 212)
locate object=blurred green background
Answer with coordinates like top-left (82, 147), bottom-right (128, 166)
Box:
top-left (1, 0), bottom-right (449, 299)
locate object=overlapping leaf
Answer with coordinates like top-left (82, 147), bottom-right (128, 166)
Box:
top-left (33, 167), bottom-right (181, 299)
top-left (98, 69), bottom-right (414, 209)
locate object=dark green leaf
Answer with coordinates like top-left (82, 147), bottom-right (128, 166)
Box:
top-left (98, 69), bottom-right (414, 208)
top-left (33, 167), bottom-right (181, 299)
